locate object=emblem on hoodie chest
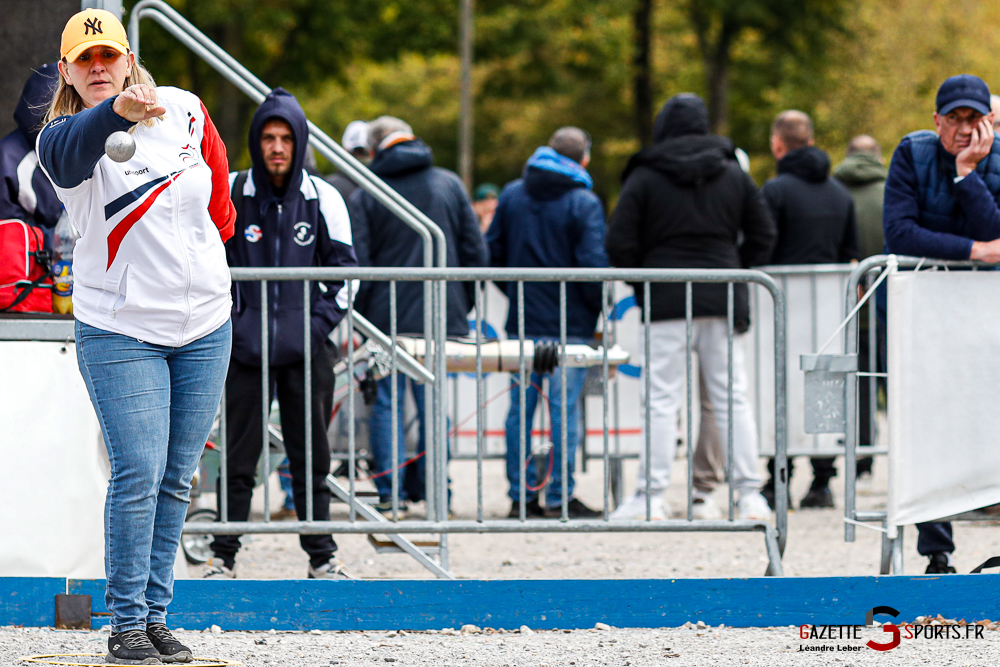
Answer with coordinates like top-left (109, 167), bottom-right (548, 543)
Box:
top-left (293, 221), bottom-right (314, 246)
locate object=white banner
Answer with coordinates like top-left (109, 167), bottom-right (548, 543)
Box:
top-left (0, 341), bottom-right (107, 577)
top-left (888, 271), bottom-right (1000, 528)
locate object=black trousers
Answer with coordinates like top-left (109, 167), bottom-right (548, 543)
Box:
top-left (211, 340), bottom-right (338, 568)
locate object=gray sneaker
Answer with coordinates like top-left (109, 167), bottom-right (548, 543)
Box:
top-left (308, 559), bottom-right (352, 579)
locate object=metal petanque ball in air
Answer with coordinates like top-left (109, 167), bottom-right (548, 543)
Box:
top-left (105, 131), bottom-right (136, 163)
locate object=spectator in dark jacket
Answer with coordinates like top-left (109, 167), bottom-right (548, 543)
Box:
top-left (486, 127), bottom-right (606, 519)
top-left (606, 93), bottom-right (776, 521)
top-left (763, 110), bottom-right (860, 265)
top-left (760, 110), bottom-right (861, 511)
top-left (0, 64), bottom-right (61, 245)
top-left (882, 74), bottom-right (1000, 574)
top-left (350, 116), bottom-right (488, 510)
top-left (208, 88), bottom-right (358, 580)
top-left (325, 120), bottom-right (369, 201)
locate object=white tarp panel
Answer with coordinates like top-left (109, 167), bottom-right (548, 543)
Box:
top-left (748, 271), bottom-right (848, 456)
top-left (0, 341), bottom-right (107, 577)
top-left (0, 341), bottom-right (188, 579)
top-left (888, 271), bottom-right (1000, 528)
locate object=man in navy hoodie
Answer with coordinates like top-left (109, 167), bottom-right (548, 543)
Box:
top-left (207, 88), bottom-right (358, 579)
top-left (0, 64), bottom-right (61, 243)
top-left (486, 127), bottom-right (606, 518)
top-left (883, 74), bottom-right (1000, 574)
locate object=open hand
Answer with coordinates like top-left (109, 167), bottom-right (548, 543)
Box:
top-left (956, 117), bottom-right (995, 177)
top-left (112, 84), bottom-right (166, 123)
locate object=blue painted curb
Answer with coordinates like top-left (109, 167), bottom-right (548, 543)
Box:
top-left (2, 576), bottom-right (998, 631)
top-left (0, 578), bottom-right (66, 627)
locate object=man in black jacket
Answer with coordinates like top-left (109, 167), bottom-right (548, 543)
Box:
top-left (350, 116), bottom-right (488, 512)
top-left (760, 110), bottom-right (860, 510)
top-left (207, 88), bottom-right (358, 580)
top-left (606, 93), bottom-right (777, 521)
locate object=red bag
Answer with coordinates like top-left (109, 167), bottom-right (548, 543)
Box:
top-left (0, 219), bottom-right (54, 313)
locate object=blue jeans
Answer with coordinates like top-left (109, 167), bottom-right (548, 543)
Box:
top-left (76, 319), bottom-right (231, 632)
top-left (505, 341), bottom-right (587, 506)
top-left (370, 375), bottom-right (429, 502)
top-left (369, 375), bottom-right (452, 503)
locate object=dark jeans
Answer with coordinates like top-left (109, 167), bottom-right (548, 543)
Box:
top-left (211, 340), bottom-right (338, 568)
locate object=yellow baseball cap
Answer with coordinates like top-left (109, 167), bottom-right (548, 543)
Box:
top-left (61, 9), bottom-right (131, 63)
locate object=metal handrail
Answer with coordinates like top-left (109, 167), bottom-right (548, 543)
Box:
top-left (127, 0), bottom-right (451, 521)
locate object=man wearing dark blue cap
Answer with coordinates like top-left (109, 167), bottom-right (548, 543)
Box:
top-left (883, 74), bottom-right (1000, 574)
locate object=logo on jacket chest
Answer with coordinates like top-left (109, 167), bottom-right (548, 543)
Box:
top-left (245, 224), bottom-right (262, 243)
top-left (293, 221), bottom-right (315, 246)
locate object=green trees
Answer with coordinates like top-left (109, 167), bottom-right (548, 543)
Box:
top-left (126, 0), bottom-right (1000, 204)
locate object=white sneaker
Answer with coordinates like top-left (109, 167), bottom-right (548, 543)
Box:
top-left (737, 492), bottom-right (772, 520)
top-left (609, 493), bottom-right (668, 520)
top-left (308, 559), bottom-right (353, 580)
top-left (202, 558), bottom-right (236, 579)
top-left (691, 496), bottom-right (724, 520)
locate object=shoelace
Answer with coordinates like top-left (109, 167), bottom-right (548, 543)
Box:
top-left (146, 624), bottom-right (178, 644)
top-left (119, 629), bottom-right (155, 649)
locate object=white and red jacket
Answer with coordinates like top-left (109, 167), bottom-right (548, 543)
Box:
top-left (37, 86), bottom-right (236, 347)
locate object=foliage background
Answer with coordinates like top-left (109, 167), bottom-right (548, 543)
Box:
top-left (125, 0), bottom-right (1000, 206)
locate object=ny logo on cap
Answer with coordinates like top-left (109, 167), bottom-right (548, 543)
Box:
top-left (84, 17), bottom-right (103, 35)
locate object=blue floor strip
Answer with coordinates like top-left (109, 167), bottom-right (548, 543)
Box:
top-left (1, 576), bottom-right (996, 631)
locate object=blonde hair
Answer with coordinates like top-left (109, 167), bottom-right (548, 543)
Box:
top-left (44, 55), bottom-right (159, 129)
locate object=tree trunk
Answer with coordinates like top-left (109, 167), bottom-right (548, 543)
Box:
top-left (632, 0), bottom-right (654, 147)
top-left (213, 19), bottom-right (249, 164)
top-left (689, 4), bottom-right (735, 136)
top-left (705, 36), bottom-right (731, 135)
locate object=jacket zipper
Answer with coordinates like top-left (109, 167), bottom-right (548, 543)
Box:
top-left (176, 175), bottom-right (194, 345)
top-left (270, 202), bottom-right (282, 363)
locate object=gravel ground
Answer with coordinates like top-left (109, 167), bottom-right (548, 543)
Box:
top-left (10, 454), bottom-right (998, 665)
top-left (4, 623), bottom-right (999, 666)
top-left (196, 455), bottom-right (1000, 580)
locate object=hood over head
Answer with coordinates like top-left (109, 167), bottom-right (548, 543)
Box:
top-left (833, 152), bottom-right (887, 186)
top-left (15, 63), bottom-right (59, 145)
top-left (777, 146), bottom-right (831, 183)
top-left (369, 138), bottom-right (435, 177)
top-left (249, 87), bottom-right (309, 202)
top-left (653, 93), bottom-right (710, 142)
top-left (523, 146), bottom-right (592, 200)
top-left (622, 133), bottom-right (736, 186)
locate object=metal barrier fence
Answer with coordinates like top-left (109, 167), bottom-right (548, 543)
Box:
top-left (748, 264), bottom-right (888, 459)
top-left (839, 255), bottom-right (997, 573)
top-left (178, 266), bottom-right (789, 578)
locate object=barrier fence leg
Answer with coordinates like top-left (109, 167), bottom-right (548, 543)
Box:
top-left (880, 517), bottom-right (893, 575)
top-left (891, 526), bottom-right (904, 575)
top-left (763, 524), bottom-right (784, 576)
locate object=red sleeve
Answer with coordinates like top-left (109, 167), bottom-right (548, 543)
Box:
top-left (199, 100), bottom-right (236, 242)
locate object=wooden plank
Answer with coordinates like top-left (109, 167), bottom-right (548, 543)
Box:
top-left (56, 576), bottom-right (1000, 631)
top-left (0, 577), bottom-right (65, 627)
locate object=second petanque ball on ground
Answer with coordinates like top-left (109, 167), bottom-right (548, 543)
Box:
top-left (105, 131), bottom-right (136, 163)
